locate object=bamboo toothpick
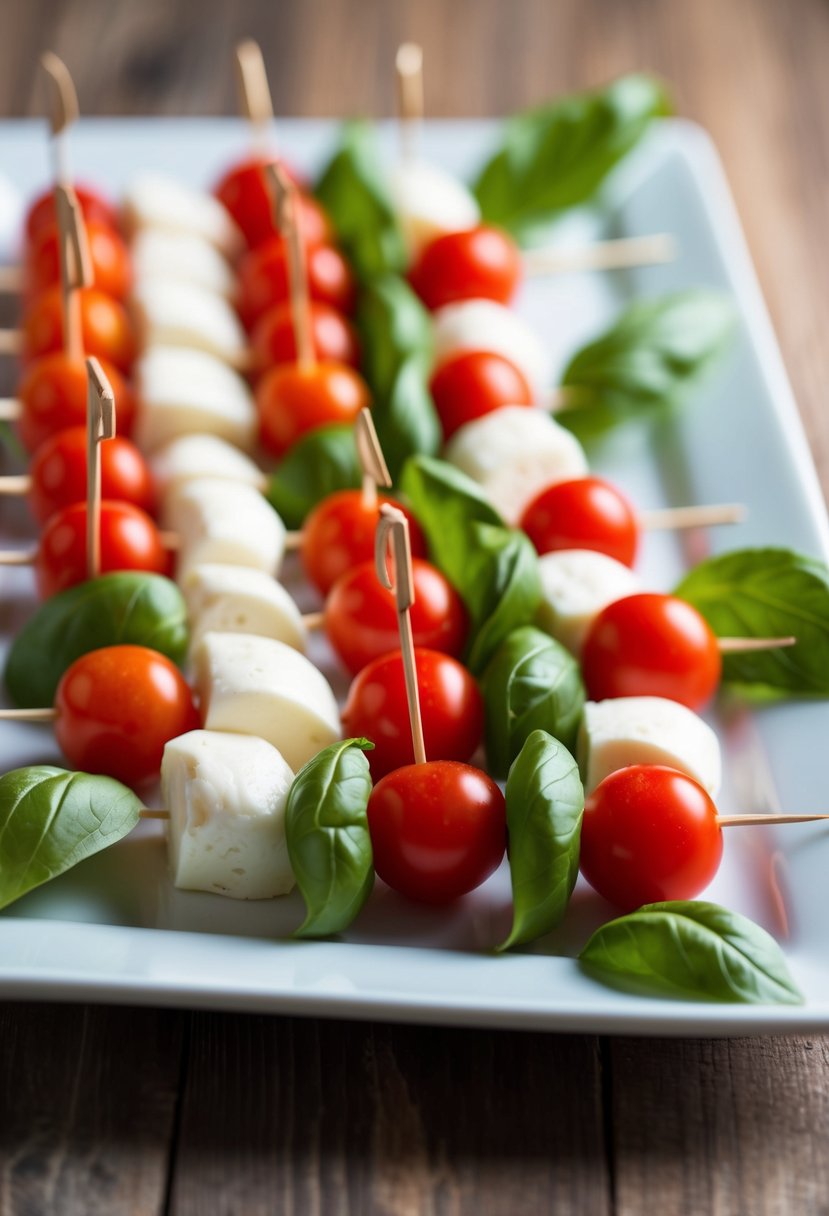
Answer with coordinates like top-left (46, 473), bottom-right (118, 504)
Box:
top-left (355, 407), bottom-right (391, 510)
top-left (396, 42), bottom-right (424, 161)
top-left (0, 399), bottom-right (20, 421)
top-left (376, 503), bottom-right (427, 765)
top-left (0, 267), bottom-right (23, 294)
top-left (522, 234), bottom-right (677, 277)
top-left (640, 503), bottom-right (747, 531)
top-left (55, 184), bottom-right (92, 362)
top-left (718, 636), bottom-right (796, 654)
top-left (0, 475), bottom-right (31, 495)
top-left (0, 331), bottom-right (22, 356)
top-left (85, 357), bottom-right (115, 580)
top-left (264, 162), bottom-right (314, 369)
top-left (40, 52), bottom-right (78, 187)
top-left (0, 707), bottom-right (57, 722)
top-left (235, 39), bottom-right (274, 151)
top-left (140, 808), bottom-right (171, 821)
top-left (717, 813), bottom-right (829, 827)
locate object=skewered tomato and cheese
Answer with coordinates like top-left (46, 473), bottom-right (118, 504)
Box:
top-left (432, 298), bottom-right (550, 396)
top-left (161, 477), bottom-right (287, 580)
top-left (130, 229), bottom-right (237, 300)
top-left (133, 347), bottom-right (257, 454)
top-left (26, 425), bottom-right (155, 524)
top-left (535, 549), bottom-right (642, 655)
top-left (387, 159), bottom-right (481, 260)
top-left (300, 490), bottom-right (426, 596)
top-left (149, 433), bottom-right (265, 497)
top-left (15, 352), bottom-right (138, 453)
top-left (182, 564), bottom-right (308, 655)
top-left (430, 350), bottom-right (533, 441)
top-left (122, 173), bottom-right (244, 259)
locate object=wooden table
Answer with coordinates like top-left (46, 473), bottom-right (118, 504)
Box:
top-left (1, 1), bottom-right (828, 1211)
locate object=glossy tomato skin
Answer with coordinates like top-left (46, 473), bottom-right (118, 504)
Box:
top-left (26, 220), bottom-right (132, 301)
top-left (16, 353), bottom-right (137, 453)
top-left (581, 593), bottom-right (722, 711)
top-left (343, 648), bottom-right (484, 779)
top-left (22, 286), bottom-right (137, 373)
top-left (367, 761), bottom-right (506, 903)
top-left (324, 558), bottom-right (468, 675)
top-left (579, 765), bottom-right (723, 911)
top-left (25, 184), bottom-right (119, 246)
top-left (409, 225), bottom-right (521, 311)
top-left (521, 477), bottom-right (639, 566)
top-left (300, 490), bottom-right (426, 596)
top-left (250, 301), bottom-right (359, 373)
top-left (256, 361), bottom-right (370, 457)
top-left (28, 427), bottom-right (155, 525)
top-left (236, 239), bottom-right (356, 329)
top-left (429, 351), bottom-right (533, 440)
top-left (55, 644), bottom-right (199, 788)
top-left (214, 157), bottom-right (324, 249)
top-left (35, 500), bottom-right (168, 599)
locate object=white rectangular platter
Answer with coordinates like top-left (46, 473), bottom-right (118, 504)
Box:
top-left (1, 116), bottom-right (828, 1035)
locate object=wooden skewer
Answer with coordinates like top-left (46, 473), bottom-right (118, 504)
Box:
top-left (265, 163), bottom-right (314, 370)
top-left (85, 358), bottom-right (115, 580)
top-left (717, 813), bottom-right (829, 827)
top-left (55, 184), bottom-right (93, 363)
top-left (0, 331), bottom-right (22, 356)
top-left (640, 503), bottom-right (747, 530)
top-left (0, 399), bottom-right (21, 421)
top-left (522, 234), bottom-right (677, 277)
top-left (396, 42), bottom-right (424, 162)
top-left (354, 407), bottom-right (392, 511)
top-left (0, 267), bottom-right (23, 294)
top-left (40, 52), bottom-right (78, 188)
top-left (140, 808), bottom-right (171, 821)
top-left (376, 503), bottom-right (427, 765)
top-left (718, 636), bottom-right (796, 654)
top-left (0, 707), bottom-right (57, 722)
top-left (235, 39), bottom-right (273, 152)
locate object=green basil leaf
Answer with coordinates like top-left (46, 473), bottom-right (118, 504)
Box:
top-left (556, 291), bottom-right (736, 440)
top-left (370, 355), bottom-right (441, 483)
top-left (473, 74), bottom-right (672, 237)
top-left (500, 730), bottom-right (584, 951)
top-left (465, 525), bottom-right (542, 674)
top-left (265, 423), bottom-right (361, 529)
top-left (482, 626), bottom-right (585, 779)
top-left (315, 121), bottom-right (407, 282)
top-left (4, 572), bottom-right (188, 709)
top-left (675, 548), bottom-right (829, 695)
top-left (400, 454), bottom-right (504, 570)
top-left (580, 900), bottom-right (802, 1004)
top-left (0, 766), bottom-right (142, 909)
top-left (286, 738), bottom-right (375, 938)
top-left (357, 274), bottom-right (433, 402)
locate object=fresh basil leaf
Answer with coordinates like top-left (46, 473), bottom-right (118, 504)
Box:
top-left (580, 900), bottom-right (802, 1004)
top-left (286, 738), bottom-right (375, 938)
top-left (465, 525), bottom-right (542, 674)
top-left (500, 730), bottom-right (584, 950)
top-left (370, 356), bottom-right (441, 483)
top-left (357, 273), bottom-right (433, 401)
top-left (473, 74), bottom-right (672, 237)
top-left (0, 766), bottom-right (142, 909)
top-left (315, 121), bottom-right (407, 282)
top-left (556, 291), bottom-right (736, 440)
top-left (400, 454), bottom-right (504, 570)
top-left (482, 626), bottom-right (585, 779)
top-left (265, 423), bottom-right (361, 529)
top-left (675, 548), bottom-right (829, 695)
top-left (4, 572), bottom-right (188, 709)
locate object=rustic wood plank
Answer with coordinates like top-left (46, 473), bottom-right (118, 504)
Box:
top-left (168, 1014), bottom-right (610, 1216)
top-left (608, 1035), bottom-right (829, 1216)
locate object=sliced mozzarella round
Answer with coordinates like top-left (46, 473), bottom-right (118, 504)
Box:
top-left (162, 478), bottom-right (286, 580)
top-left (432, 299), bottom-right (549, 394)
top-left (134, 347), bottom-right (257, 453)
top-left (193, 632), bottom-right (341, 772)
top-left (151, 434), bottom-right (265, 499)
top-left (122, 173), bottom-right (242, 258)
top-left (132, 280), bottom-right (248, 366)
top-left (536, 549), bottom-right (641, 656)
top-left (388, 160), bottom-right (480, 258)
top-left (444, 406), bottom-right (588, 524)
top-left (162, 729), bottom-right (295, 899)
top-left (132, 228), bottom-right (236, 299)
top-left (182, 563), bottom-right (307, 654)
top-left (578, 697), bottom-right (722, 798)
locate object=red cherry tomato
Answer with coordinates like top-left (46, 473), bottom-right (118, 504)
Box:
top-left (214, 157), bottom-right (324, 249)
top-left (250, 301), bottom-right (359, 373)
top-left (256, 361), bottom-right (370, 457)
top-left (35, 500), bottom-right (168, 599)
top-left (521, 477), bottom-right (639, 566)
top-left (324, 558), bottom-right (468, 675)
top-left (580, 765), bottom-right (724, 911)
top-left (54, 644), bottom-right (199, 788)
top-left (300, 489), bottom-right (426, 596)
top-left (25, 184), bottom-right (119, 246)
top-left (367, 760), bottom-right (506, 903)
top-left (236, 239), bottom-right (356, 329)
top-left (409, 225), bottom-right (521, 311)
top-left (22, 286), bottom-right (137, 373)
top-left (26, 220), bottom-right (132, 301)
top-left (16, 353), bottom-right (137, 453)
top-left (28, 427), bottom-right (155, 525)
top-left (343, 648), bottom-right (484, 779)
top-left (581, 593), bottom-right (722, 711)
top-left (429, 351), bottom-right (533, 440)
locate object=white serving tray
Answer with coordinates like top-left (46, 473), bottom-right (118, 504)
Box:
top-left (1, 117), bottom-right (828, 1035)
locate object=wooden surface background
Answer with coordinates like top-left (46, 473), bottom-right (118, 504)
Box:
top-left (1, 0), bottom-right (828, 1212)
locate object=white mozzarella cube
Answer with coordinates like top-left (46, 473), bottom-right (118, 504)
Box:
top-left (132, 280), bottom-right (248, 366)
top-left (432, 299), bottom-right (550, 394)
top-left (122, 173), bottom-right (242, 258)
top-left (193, 632), bottom-right (341, 772)
top-left (150, 434), bottom-right (266, 499)
top-left (134, 347), bottom-right (257, 453)
top-left (388, 161), bottom-right (480, 258)
top-left (132, 228), bottom-right (236, 299)
top-left (162, 478), bottom-right (286, 580)
top-left (162, 729), bottom-right (295, 899)
top-left (578, 697), bottom-right (722, 798)
top-left (182, 563), bottom-right (307, 654)
top-left (536, 549), bottom-right (641, 656)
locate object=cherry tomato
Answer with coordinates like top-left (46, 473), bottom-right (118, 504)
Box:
top-left (429, 350), bottom-right (533, 440)
top-left (521, 477), bottom-right (639, 566)
top-left (236, 239), bottom-right (356, 329)
top-left (35, 500), bottom-right (168, 599)
top-left (16, 353), bottom-right (137, 453)
top-left (579, 765), bottom-right (723, 911)
top-left (26, 220), bottom-right (132, 301)
top-left (214, 157), bottom-right (325, 249)
top-left (54, 644), bottom-right (199, 787)
top-left (409, 225), bottom-right (521, 311)
top-left (25, 184), bottom-right (119, 246)
top-left (300, 489), bottom-right (426, 596)
top-left (324, 558), bottom-right (468, 675)
top-left (22, 286), bottom-right (137, 373)
top-left (256, 361), bottom-right (370, 457)
top-left (28, 427), bottom-right (155, 525)
top-left (250, 301), bottom-right (359, 372)
top-left (343, 648), bottom-right (484, 779)
top-left (581, 593), bottom-right (722, 711)
top-left (367, 760), bottom-right (506, 903)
